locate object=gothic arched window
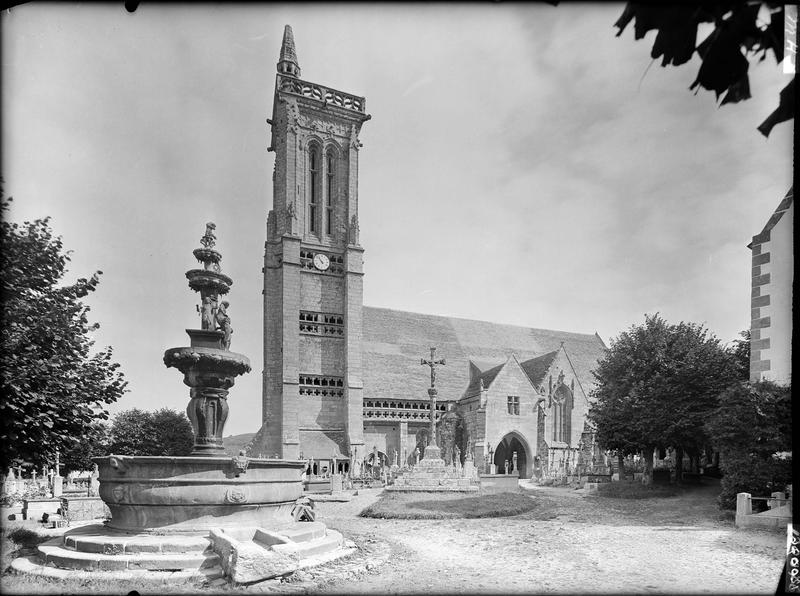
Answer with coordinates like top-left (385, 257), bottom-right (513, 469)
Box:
top-left (308, 144), bottom-right (321, 234)
top-left (552, 397), bottom-right (562, 442)
top-left (552, 385), bottom-right (573, 443)
top-left (326, 150), bottom-right (335, 236)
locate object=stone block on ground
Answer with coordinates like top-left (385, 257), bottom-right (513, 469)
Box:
top-left (23, 498), bottom-right (62, 521)
top-left (60, 496), bottom-right (110, 521)
top-left (230, 540), bottom-right (298, 584)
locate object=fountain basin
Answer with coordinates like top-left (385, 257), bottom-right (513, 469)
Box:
top-left (163, 347), bottom-right (250, 378)
top-left (93, 456), bottom-right (305, 533)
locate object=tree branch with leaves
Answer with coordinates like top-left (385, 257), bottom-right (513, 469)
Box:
top-left (614, 2), bottom-right (794, 136)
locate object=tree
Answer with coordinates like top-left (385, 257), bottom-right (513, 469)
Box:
top-left (589, 314), bottom-right (739, 484)
top-left (108, 409), bottom-right (156, 456)
top-left (707, 380), bottom-right (791, 509)
top-left (61, 421), bottom-right (110, 474)
top-left (728, 330), bottom-right (751, 381)
top-left (108, 408), bottom-right (194, 456)
top-left (0, 194), bottom-right (127, 472)
top-left (614, 2), bottom-right (794, 137)
top-left (149, 408), bottom-right (194, 456)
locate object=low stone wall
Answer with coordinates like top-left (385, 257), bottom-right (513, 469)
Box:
top-left (304, 479), bottom-right (333, 494)
top-left (478, 474), bottom-right (519, 493)
top-left (735, 492), bottom-right (792, 530)
top-left (585, 473), bottom-right (612, 484)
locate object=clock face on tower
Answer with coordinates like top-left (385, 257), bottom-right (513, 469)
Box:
top-left (313, 253), bottom-right (330, 271)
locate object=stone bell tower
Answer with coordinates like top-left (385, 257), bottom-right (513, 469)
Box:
top-left (262, 25), bottom-right (371, 462)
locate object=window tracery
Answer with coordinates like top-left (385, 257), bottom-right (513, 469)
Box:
top-left (299, 310), bottom-right (344, 336)
top-left (299, 374), bottom-right (344, 397)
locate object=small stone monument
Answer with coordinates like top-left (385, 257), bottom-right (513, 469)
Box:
top-left (3, 468), bottom-right (16, 495)
top-left (389, 348), bottom-right (479, 493)
top-left (88, 464), bottom-right (100, 497)
top-left (512, 451), bottom-right (519, 476)
top-left (52, 450), bottom-right (63, 497)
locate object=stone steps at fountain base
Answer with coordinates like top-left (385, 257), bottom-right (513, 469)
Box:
top-left (36, 539), bottom-right (220, 572)
top-left (63, 524), bottom-right (211, 554)
top-left (10, 555), bottom-right (223, 585)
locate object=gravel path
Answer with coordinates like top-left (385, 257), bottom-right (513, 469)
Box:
top-left (284, 481), bottom-right (786, 595)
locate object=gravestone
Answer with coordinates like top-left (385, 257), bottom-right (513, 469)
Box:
top-left (88, 465), bottom-right (100, 497)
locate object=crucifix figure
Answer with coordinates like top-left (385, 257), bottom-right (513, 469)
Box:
top-left (420, 347), bottom-right (445, 447)
top-left (54, 449), bottom-right (63, 477)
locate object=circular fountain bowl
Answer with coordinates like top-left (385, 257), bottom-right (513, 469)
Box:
top-left (92, 456), bottom-right (305, 533)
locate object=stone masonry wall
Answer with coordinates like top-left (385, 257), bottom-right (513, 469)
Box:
top-left (298, 394), bottom-right (346, 429)
top-left (299, 336), bottom-right (345, 376)
top-left (300, 273), bottom-right (344, 313)
top-left (482, 359), bottom-right (538, 471)
top-left (750, 197), bottom-right (793, 384)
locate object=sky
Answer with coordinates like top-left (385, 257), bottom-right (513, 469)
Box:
top-left (2, 3), bottom-right (793, 437)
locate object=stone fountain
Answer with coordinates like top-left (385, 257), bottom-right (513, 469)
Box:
top-left (11, 224), bottom-right (353, 585)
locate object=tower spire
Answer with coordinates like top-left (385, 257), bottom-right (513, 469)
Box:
top-left (277, 24), bottom-right (301, 78)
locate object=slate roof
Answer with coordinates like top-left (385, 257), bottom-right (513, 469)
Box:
top-left (362, 307), bottom-right (607, 405)
top-left (519, 350), bottom-right (559, 389)
top-left (465, 362), bottom-right (506, 395)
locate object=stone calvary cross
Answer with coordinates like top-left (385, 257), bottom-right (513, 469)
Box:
top-left (420, 347), bottom-right (445, 447)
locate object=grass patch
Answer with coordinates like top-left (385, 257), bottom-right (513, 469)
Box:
top-left (359, 491), bottom-right (539, 519)
top-left (596, 482), bottom-right (679, 499)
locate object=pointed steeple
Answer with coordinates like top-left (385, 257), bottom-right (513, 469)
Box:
top-left (277, 25), bottom-right (301, 78)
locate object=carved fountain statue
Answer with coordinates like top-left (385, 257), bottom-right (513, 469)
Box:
top-left (12, 224), bottom-right (352, 585)
top-left (164, 221), bottom-right (249, 457)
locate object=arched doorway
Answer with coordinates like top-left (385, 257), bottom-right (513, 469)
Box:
top-left (493, 433), bottom-right (531, 478)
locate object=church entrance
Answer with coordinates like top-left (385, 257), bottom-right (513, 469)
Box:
top-left (493, 433), bottom-right (531, 478)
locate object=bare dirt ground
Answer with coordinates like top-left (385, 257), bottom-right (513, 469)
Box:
top-left (283, 479), bottom-right (786, 595)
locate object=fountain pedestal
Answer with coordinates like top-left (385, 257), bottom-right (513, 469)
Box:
top-left (165, 329), bottom-right (250, 456)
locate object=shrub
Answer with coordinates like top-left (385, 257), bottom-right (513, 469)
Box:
top-left (707, 381), bottom-right (791, 511)
top-left (6, 527), bottom-right (49, 548)
top-left (716, 454), bottom-right (792, 511)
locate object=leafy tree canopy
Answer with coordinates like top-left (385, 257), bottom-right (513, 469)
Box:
top-left (0, 193), bottom-right (127, 471)
top-left (614, 2), bottom-right (794, 136)
top-left (108, 408), bottom-right (194, 457)
top-left (589, 314), bottom-right (739, 466)
top-left (707, 380), bottom-right (791, 458)
top-left (61, 421), bottom-right (110, 474)
top-left (728, 329), bottom-right (751, 381)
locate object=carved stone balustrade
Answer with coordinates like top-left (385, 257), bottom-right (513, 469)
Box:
top-left (277, 74), bottom-right (366, 113)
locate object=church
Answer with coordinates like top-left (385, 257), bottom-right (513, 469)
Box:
top-left (255, 26), bottom-right (607, 479)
